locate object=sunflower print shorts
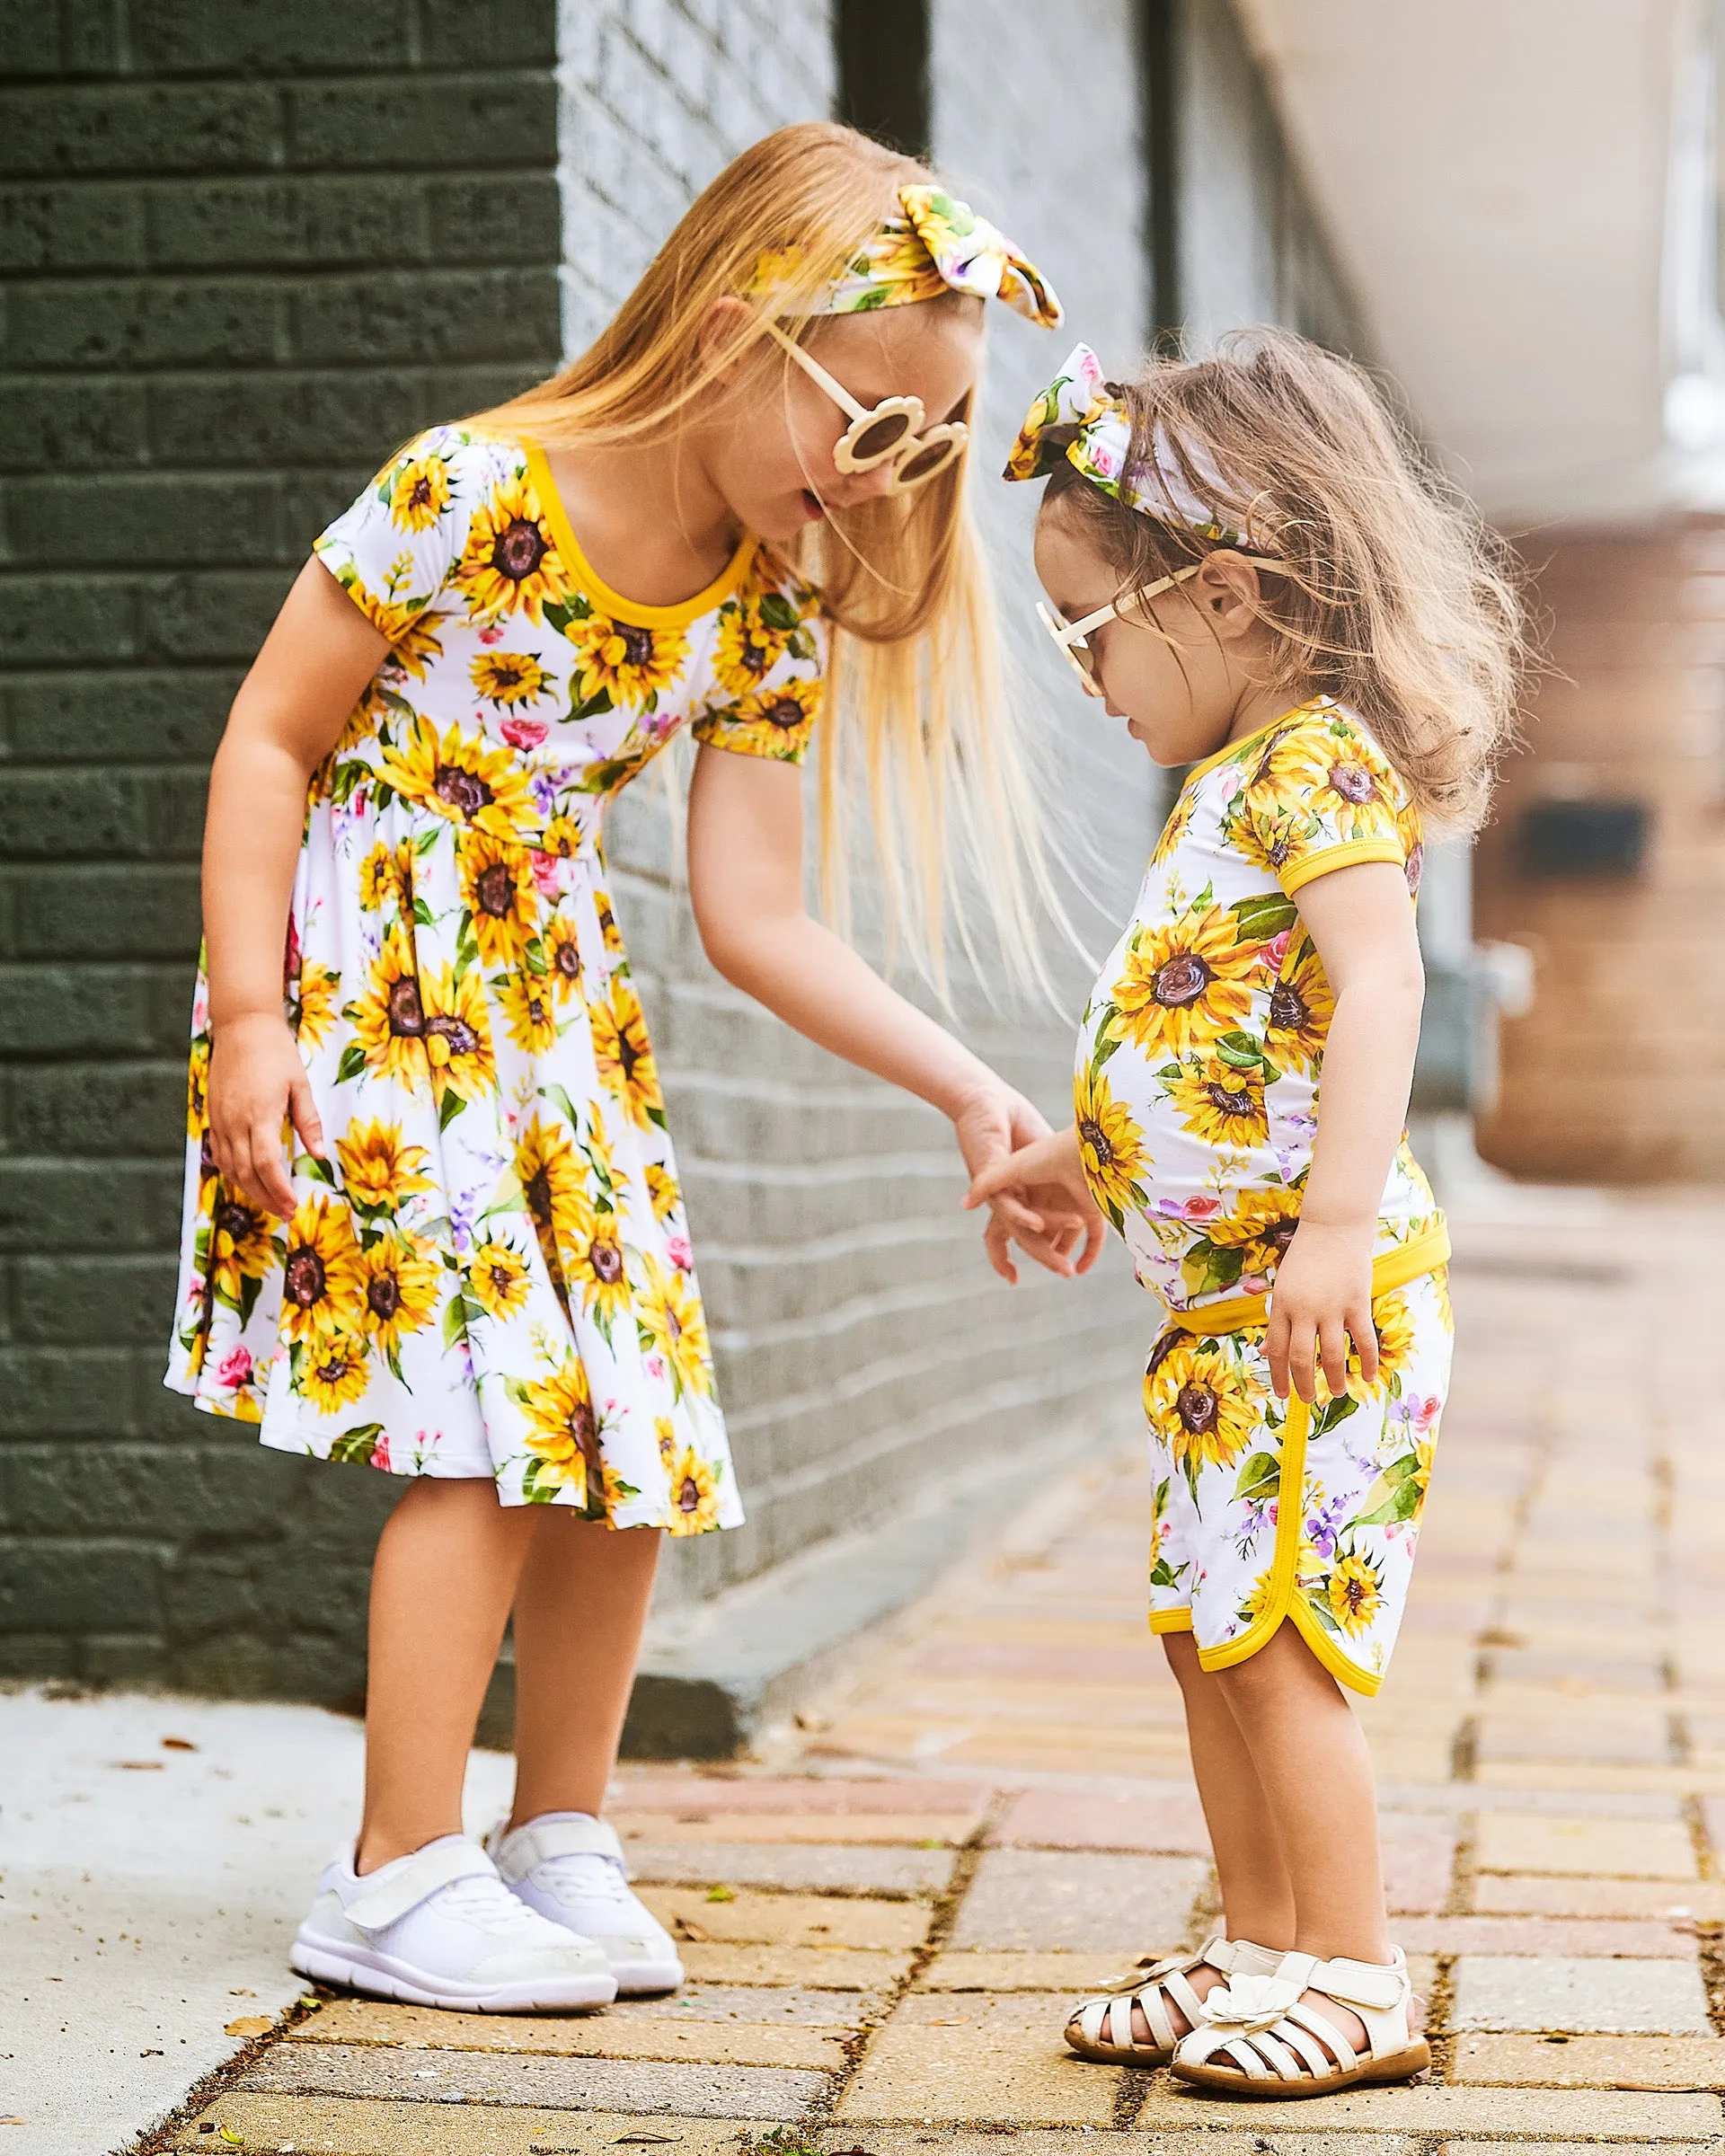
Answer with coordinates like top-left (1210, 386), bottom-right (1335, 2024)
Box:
top-left (1145, 1264), bottom-right (1454, 1694)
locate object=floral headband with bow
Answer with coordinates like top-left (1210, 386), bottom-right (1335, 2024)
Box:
top-left (1003, 341), bottom-right (1256, 546)
top-left (754, 186), bottom-right (1063, 329)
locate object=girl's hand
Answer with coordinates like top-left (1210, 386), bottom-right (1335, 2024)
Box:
top-left (961, 1123), bottom-right (1106, 1285)
top-left (207, 1012), bottom-right (325, 1218)
top-left (1265, 1218), bottom-right (1376, 1404)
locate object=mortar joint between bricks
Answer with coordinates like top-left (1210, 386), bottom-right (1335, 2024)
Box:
top-left (120, 1981), bottom-right (331, 2156)
top-left (1440, 1813), bottom-right (1476, 1921)
top-left (814, 1781), bottom-right (1017, 2119)
top-left (1420, 1949), bottom-right (1458, 2084)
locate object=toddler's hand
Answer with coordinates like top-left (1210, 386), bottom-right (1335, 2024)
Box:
top-left (1265, 1219), bottom-right (1376, 1403)
top-left (207, 1011), bottom-right (325, 1217)
top-left (962, 1125), bottom-right (1105, 1286)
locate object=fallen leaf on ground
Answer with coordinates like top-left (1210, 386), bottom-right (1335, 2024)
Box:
top-left (162, 1736), bottom-right (198, 1751)
top-left (115, 1760), bottom-right (164, 1771)
top-left (704, 1884), bottom-right (736, 1903)
top-left (225, 2016), bottom-right (271, 2037)
top-left (671, 1915), bottom-right (710, 1941)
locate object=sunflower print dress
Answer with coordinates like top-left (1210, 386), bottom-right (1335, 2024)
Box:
top-left (1075, 697), bottom-right (1453, 1692)
top-left (167, 426), bottom-right (825, 1526)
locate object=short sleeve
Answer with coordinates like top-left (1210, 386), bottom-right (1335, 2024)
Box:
top-left (1241, 709), bottom-right (1411, 897)
top-left (693, 551), bottom-right (827, 766)
top-left (312, 425), bottom-right (483, 639)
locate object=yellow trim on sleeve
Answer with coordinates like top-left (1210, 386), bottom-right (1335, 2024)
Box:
top-left (1151, 1220), bottom-right (1447, 1700)
top-left (522, 441), bottom-right (757, 628)
top-left (1278, 837), bottom-right (1405, 896)
top-left (1186, 696), bottom-right (1336, 785)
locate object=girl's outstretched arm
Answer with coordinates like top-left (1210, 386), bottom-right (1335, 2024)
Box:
top-left (202, 560), bottom-right (389, 1215)
top-left (1268, 860), bottom-right (1426, 1404)
top-left (686, 742), bottom-right (1094, 1282)
top-left (960, 1125), bottom-right (1107, 1285)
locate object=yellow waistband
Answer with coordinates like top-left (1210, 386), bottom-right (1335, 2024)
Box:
top-left (1163, 1219), bottom-right (1451, 1338)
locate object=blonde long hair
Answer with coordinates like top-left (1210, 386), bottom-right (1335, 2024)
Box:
top-left (1044, 327), bottom-right (1526, 830)
top-left (465, 120), bottom-right (1052, 988)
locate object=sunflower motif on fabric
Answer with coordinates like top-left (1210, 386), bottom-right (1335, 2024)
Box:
top-left (568, 614), bottom-right (689, 704)
top-left (496, 971), bottom-right (560, 1055)
top-left (1144, 1331), bottom-right (1262, 1487)
top-left (344, 927), bottom-right (429, 1091)
top-left (1206, 1188), bottom-right (1302, 1278)
top-left (1340, 1287), bottom-right (1417, 1402)
top-left (1318, 1548), bottom-right (1384, 1636)
top-left (706, 676), bottom-right (822, 762)
top-left (566, 1215), bottom-right (631, 1339)
top-left (591, 976), bottom-right (663, 1133)
top-left (1264, 935), bottom-right (1333, 1076)
top-left (468, 1236), bottom-right (533, 1322)
top-left (386, 450), bottom-right (454, 534)
top-left (289, 962), bottom-right (342, 1053)
top-left (667, 1446), bottom-right (722, 1535)
top-left (380, 717), bottom-right (536, 842)
top-left (1074, 1061), bottom-right (1151, 1221)
top-left (544, 916), bottom-right (584, 1004)
top-left (515, 1113), bottom-right (594, 1292)
top-left (470, 650), bottom-right (550, 707)
top-left (279, 1194), bottom-right (365, 1344)
top-left (1107, 905), bottom-right (1258, 1061)
top-left (456, 473), bottom-right (573, 624)
top-left (296, 1332), bottom-right (372, 1416)
top-left (419, 961), bottom-right (497, 1107)
top-left (360, 1232), bottom-right (441, 1365)
top-left (1163, 1056), bottom-right (1268, 1150)
top-left (358, 840), bottom-right (409, 915)
top-left (712, 597), bottom-right (797, 697)
top-left (644, 1162), bottom-right (681, 1224)
top-left (509, 1354), bottom-right (603, 1504)
top-left (1253, 718), bottom-right (1402, 850)
top-left (206, 1186), bottom-right (275, 1310)
top-left (187, 1032), bottom-right (210, 1137)
top-left (458, 830), bottom-right (539, 970)
top-left (639, 1251), bottom-right (713, 1401)
top-left (336, 1119), bottom-right (434, 1214)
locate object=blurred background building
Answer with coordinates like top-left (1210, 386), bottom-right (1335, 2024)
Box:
top-left (1, 0), bottom-right (1702, 1740)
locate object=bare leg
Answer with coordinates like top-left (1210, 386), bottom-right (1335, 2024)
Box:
top-left (1166, 1632), bottom-right (1298, 1952)
top-left (1211, 1621), bottom-right (1395, 2054)
top-left (507, 1519), bottom-right (662, 1827)
top-left (357, 1479), bottom-right (538, 1875)
top-left (1107, 1633), bottom-right (1298, 2046)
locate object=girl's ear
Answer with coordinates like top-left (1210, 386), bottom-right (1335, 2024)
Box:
top-left (1194, 552), bottom-right (1265, 638)
top-left (696, 295), bottom-right (759, 385)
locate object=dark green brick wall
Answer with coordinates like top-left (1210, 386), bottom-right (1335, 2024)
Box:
top-left (0, 0), bottom-right (562, 1698)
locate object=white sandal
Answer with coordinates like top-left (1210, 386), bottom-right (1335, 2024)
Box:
top-left (1063, 1935), bottom-right (1287, 2066)
top-left (1170, 1946), bottom-right (1429, 2097)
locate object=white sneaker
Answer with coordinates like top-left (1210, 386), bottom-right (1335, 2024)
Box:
top-left (289, 1833), bottom-right (617, 2013)
top-left (489, 1812), bottom-right (684, 1995)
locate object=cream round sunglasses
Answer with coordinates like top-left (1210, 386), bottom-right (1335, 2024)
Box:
top-left (1038, 553), bottom-right (1281, 699)
top-left (762, 319), bottom-right (967, 491)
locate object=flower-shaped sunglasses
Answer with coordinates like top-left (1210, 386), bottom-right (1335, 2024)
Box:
top-left (1038, 555), bottom-right (1280, 699)
top-left (763, 320), bottom-right (968, 491)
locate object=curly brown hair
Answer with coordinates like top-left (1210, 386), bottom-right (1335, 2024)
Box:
top-left (1041, 326), bottom-right (1528, 832)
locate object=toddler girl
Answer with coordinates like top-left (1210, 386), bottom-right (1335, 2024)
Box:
top-left (968, 332), bottom-right (1523, 2095)
top-left (168, 122), bottom-right (1090, 2014)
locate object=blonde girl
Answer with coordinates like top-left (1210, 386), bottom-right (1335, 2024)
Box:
top-left (168, 120), bottom-right (1090, 2014)
top-left (968, 331), bottom-right (1523, 2096)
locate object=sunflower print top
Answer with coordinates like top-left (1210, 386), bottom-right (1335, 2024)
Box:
top-left (1075, 696), bottom-right (1438, 1314)
top-left (167, 427), bottom-right (826, 1524)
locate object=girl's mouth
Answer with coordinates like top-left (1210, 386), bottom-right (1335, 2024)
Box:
top-left (800, 489), bottom-right (825, 521)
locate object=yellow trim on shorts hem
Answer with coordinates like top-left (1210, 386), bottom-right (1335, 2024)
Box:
top-left (1152, 1224), bottom-right (1446, 1701)
top-left (1278, 839), bottom-right (1405, 896)
top-left (1149, 1608), bottom-right (1193, 1635)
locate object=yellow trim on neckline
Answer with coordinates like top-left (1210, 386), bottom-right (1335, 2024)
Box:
top-left (522, 441), bottom-right (756, 629)
top-left (1186, 694), bottom-right (1338, 786)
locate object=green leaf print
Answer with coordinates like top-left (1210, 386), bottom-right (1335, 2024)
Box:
top-left (1091, 1028), bottom-right (1125, 1074)
top-left (519, 1456), bottom-right (562, 1503)
top-left (1233, 1450), bottom-right (1282, 1507)
top-left (544, 1085), bottom-right (583, 1134)
top-left (1231, 891), bottom-right (1298, 941)
top-left (336, 1045), bottom-right (368, 1085)
top-left (1311, 1393), bottom-right (1360, 1437)
top-left (1354, 1453), bottom-right (1425, 1528)
top-left (571, 687), bottom-right (615, 722)
top-left (329, 1423), bottom-right (385, 1467)
top-left (759, 590), bottom-right (801, 632)
top-left (1215, 1030), bottom-right (1266, 1072)
top-left (1150, 1554), bottom-right (1186, 1589)
top-left (1180, 1239), bottom-right (1245, 1299)
top-left (300, 1153), bottom-right (337, 1188)
top-left (438, 1088), bottom-right (465, 1134)
top-left (442, 1292), bottom-right (482, 1349)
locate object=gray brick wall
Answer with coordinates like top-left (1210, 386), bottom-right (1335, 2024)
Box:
top-left (0, 0), bottom-right (565, 1694)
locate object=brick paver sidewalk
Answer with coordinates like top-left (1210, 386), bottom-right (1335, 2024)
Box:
top-left (159, 1191), bottom-right (1725, 2152)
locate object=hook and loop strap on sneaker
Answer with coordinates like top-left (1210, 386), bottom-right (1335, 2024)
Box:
top-left (504, 1816), bottom-right (627, 1869)
top-left (343, 1840), bottom-right (496, 1933)
top-left (1163, 1220), bottom-right (1450, 1339)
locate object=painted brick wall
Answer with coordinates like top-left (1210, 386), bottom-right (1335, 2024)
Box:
top-left (571, 0), bottom-right (1159, 1614)
top-left (0, 0), bottom-right (565, 1692)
